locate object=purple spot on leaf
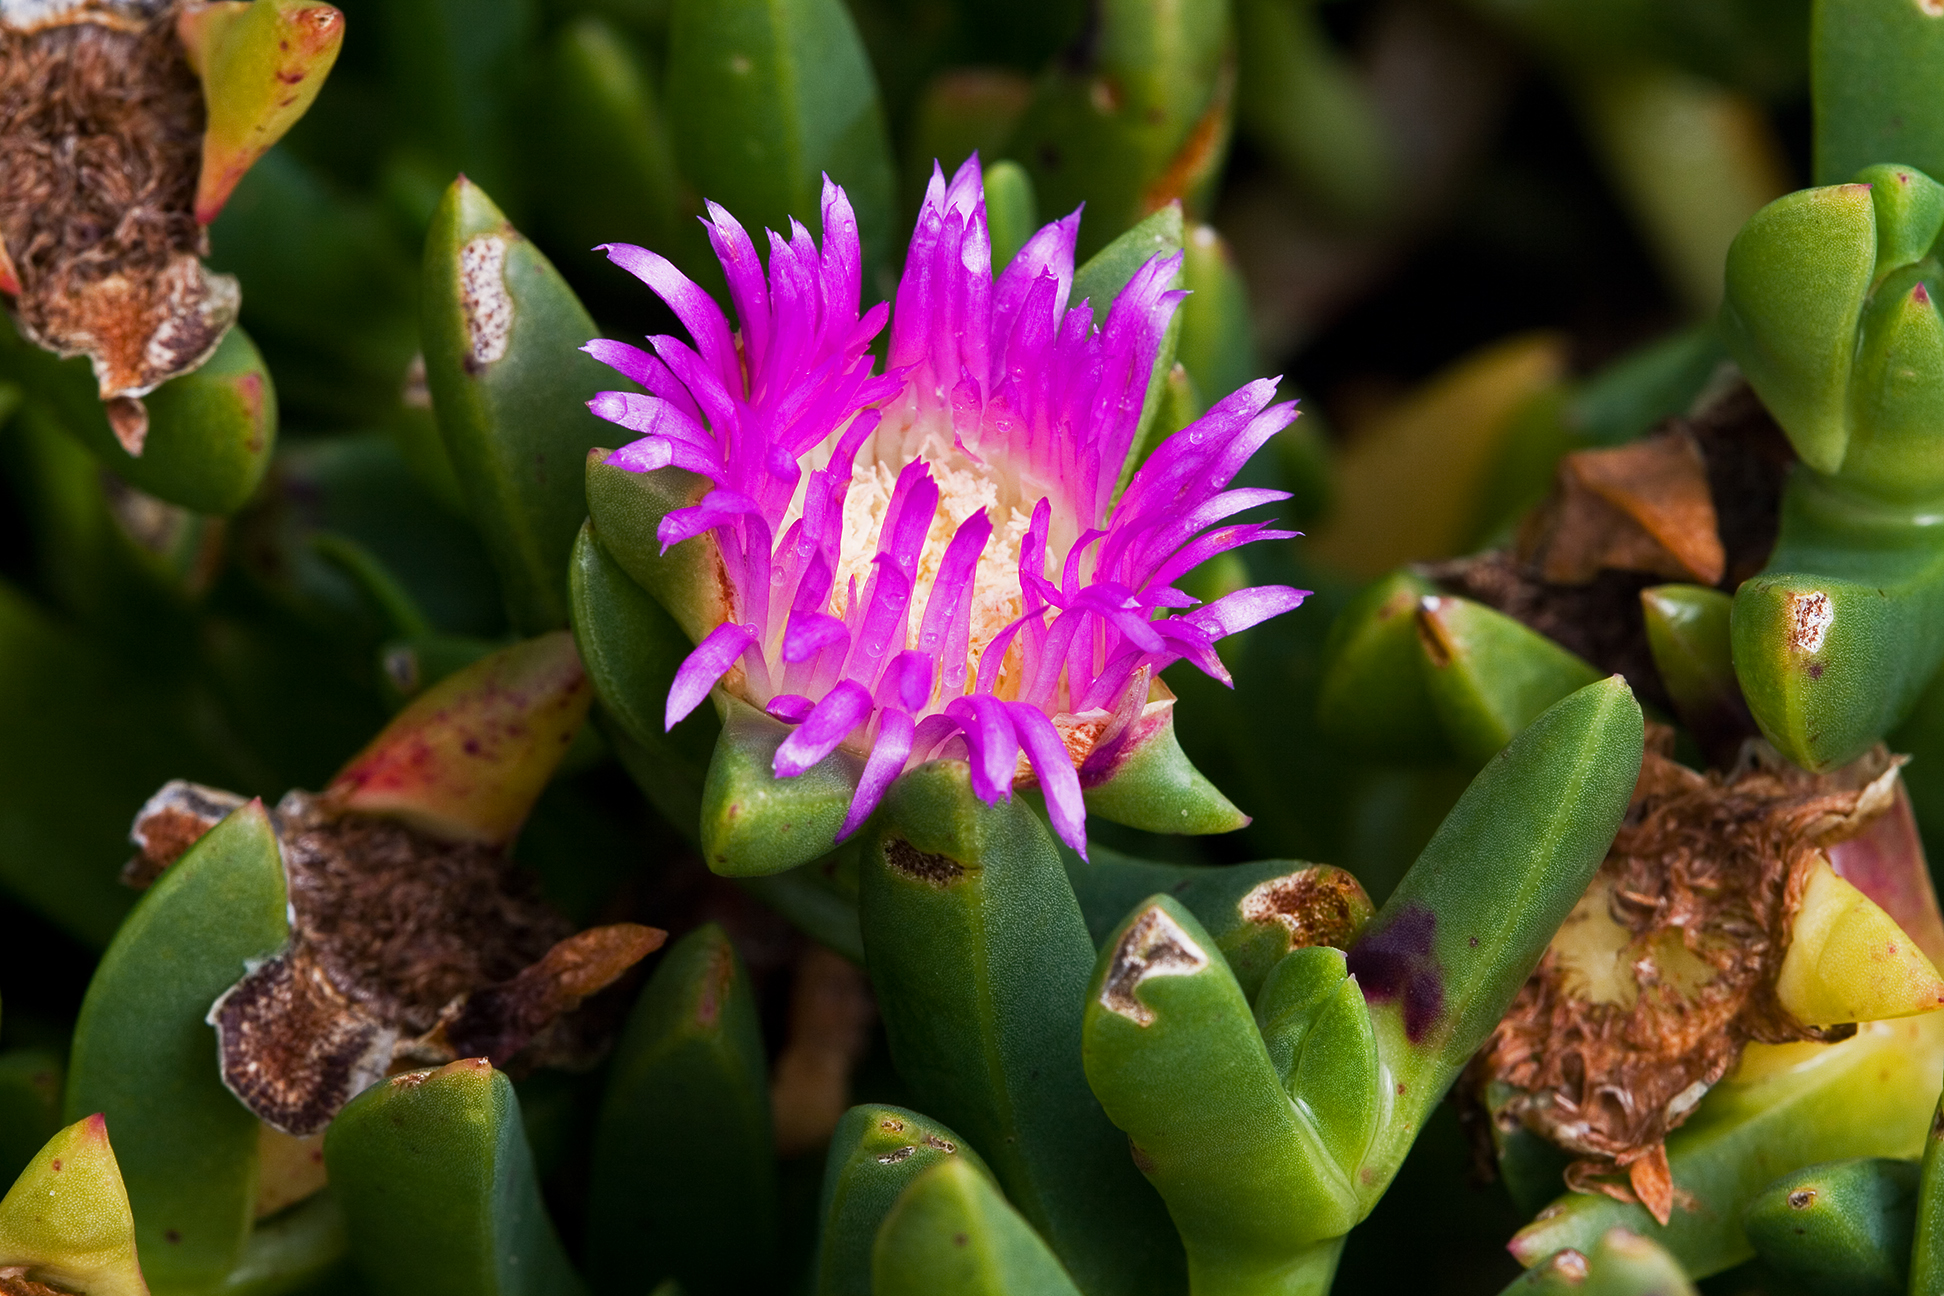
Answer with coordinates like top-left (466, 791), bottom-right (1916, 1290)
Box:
top-left (1347, 902), bottom-right (1445, 1042)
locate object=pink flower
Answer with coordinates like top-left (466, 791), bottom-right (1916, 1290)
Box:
top-left (586, 157), bottom-right (1306, 856)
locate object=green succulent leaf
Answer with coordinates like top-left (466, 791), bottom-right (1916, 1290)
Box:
top-left (421, 177), bottom-right (616, 634)
top-left (326, 1059), bottom-right (585, 1296)
top-left (66, 800), bottom-right (289, 1291)
top-left (1415, 595), bottom-right (1605, 767)
top-left (1813, 0), bottom-right (1944, 186)
top-left (859, 761), bottom-right (1185, 1296)
top-left (1742, 1157), bottom-right (1916, 1296)
top-left (871, 1158), bottom-right (1083, 1296)
top-left (702, 694), bottom-right (862, 876)
top-left (586, 925), bottom-right (776, 1295)
top-left (0, 1114), bottom-right (145, 1296)
top-left (813, 1104), bottom-right (997, 1296)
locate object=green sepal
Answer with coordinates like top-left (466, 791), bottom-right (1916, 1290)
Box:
top-left (1813, 0), bottom-right (1944, 186)
top-left (0, 1050), bottom-right (62, 1188)
top-left (859, 761), bottom-right (1185, 1296)
top-left (421, 176), bottom-right (615, 634)
top-left (1353, 676), bottom-right (1643, 1200)
top-left (1061, 845), bottom-right (1371, 999)
top-left (1255, 946), bottom-right (1380, 1172)
top-left (1315, 569), bottom-right (1448, 760)
top-left (1081, 691), bottom-right (1248, 835)
top-left (585, 925), bottom-right (776, 1295)
top-left (871, 1159), bottom-right (1083, 1296)
top-left (326, 1059), bottom-right (585, 1296)
top-left (701, 694), bottom-right (862, 876)
top-left (0, 317), bottom-right (277, 516)
top-left (0, 1115), bottom-right (145, 1296)
top-left (1741, 1157), bottom-right (1915, 1296)
top-left (983, 160), bottom-right (1039, 276)
top-left (1640, 584), bottom-right (1752, 762)
top-left (1007, 0), bottom-right (1232, 262)
top-left (1416, 596), bottom-right (1605, 767)
top-left (812, 1104), bottom-right (996, 1296)
top-left (1234, 0), bottom-right (1396, 227)
top-left (584, 455), bottom-right (730, 647)
top-left (1084, 896), bottom-right (1360, 1286)
top-left (568, 521), bottom-right (719, 833)
top-left (66, 800), bottom-right (289, 1292)
top-left (665, 0), bottom-right (895, 291)
top-left (1510, 1017), bottom-right (1944, 1278)
top-left (1719, 180), bottom-right (1878, 476)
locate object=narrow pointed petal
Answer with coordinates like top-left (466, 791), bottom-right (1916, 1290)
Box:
top-left (667, 622), bottom-right (757, 728)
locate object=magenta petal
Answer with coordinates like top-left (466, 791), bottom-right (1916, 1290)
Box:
top-left (1185, 585), bottom-right (1311, 639)
top-left (774, 679), bottom-right (873, 778)
top-left (783, 611), bottom-right (849, 664)
top-left (878, 649), bottom-right (935, 712)
top-left (667, 623), bottom-right (756, 729)
top-left (599, 243), bottom-right (741, 392)
top-left (657, 489), bottom-right (760, 551)
top-left (1010, 703), bottom-right (1085, 857)
top-left (766, 694), bottom-right (815, 723)
top-left (945, 695), bottom-right (1019, 804)
top-left (838, 707), bottom-right (915, 841)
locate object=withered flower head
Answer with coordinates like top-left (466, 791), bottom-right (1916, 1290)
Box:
top-left (0, 0), bottom-right (238, 452)
top-left (1470, 729), bottom-right (1944, 1225)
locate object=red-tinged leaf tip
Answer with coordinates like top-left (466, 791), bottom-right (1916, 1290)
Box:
top-left (325, 632), bottom-right (591, 845)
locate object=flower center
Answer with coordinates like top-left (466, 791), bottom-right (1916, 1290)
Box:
top-left (823, 394), bottom-right (1057, 701)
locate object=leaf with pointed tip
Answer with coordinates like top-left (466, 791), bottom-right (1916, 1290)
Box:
top-left (1316, 570), bottom-right (1448, 760)
top-left (861, 762), bottom-right (1185, 1296)
top-left (66, 801), bottom-right (289, 1292)
top-left (813, 1105), bottom-right (995, 1296)
top-left (326, 1059), bottom-right (585, 1296)
top-left (872, 1159), bottom-right (1083, 1296)
top-left (0, 1114), bottom-right (146, 1296)
top-left (1414, 596), bottom-right (1604, 767)
top-left (1080, 686), bottom-right (1248, 835)
top-left (583, 925), bottom-right (774, 1295)
top-left (421, 178), bottom-right (616, 633)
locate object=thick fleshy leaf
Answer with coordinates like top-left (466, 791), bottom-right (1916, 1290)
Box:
top-left (1352, 676), bottom-right (1642, 1203)
top-left (1774, 855), bottom-right (1944, 1026)
top-left (1742, 1158), bottom-right (1915, 1296)
top-left (66, 801), bottom-right (289, 1291)
top-left (421, 177), bottom-right (616, 633)
top-left (1083, 896), bottom-right (1359, 1285)
top-left (325, 1059), bottom-right (585, 1296)
top-left (1414, 595), bottom-right (1604, 767)
top-left (859, 761), bottom-right (1185, 1296)
top-left (812, 1105), bottom-right (996, 1296)
top-left (179, 0), bottom-right (345, 224)
top-left (586, 926), bottom-right (775, 1295)
top-left (1639, 584), bottom-right (1753, 765)
top-left (0, 1115), bottom-right (146, 1296)
top-left (1315, 569), bottom-right (1449, 760)
top-left (665, 0), bottom-right (895, 291)
top-left (1814, 0), bottom-right (1944, 186)
top-left (872, 1159), bottom-right (1084, 1296)
top-left (325, 632), bottom-right (591, 845)
top-left (701, 695), bottom-right (863, 876)
top-left (584, 455), bottom-right (732, 648)
top-left (0, 317), bottom-right (277, 515)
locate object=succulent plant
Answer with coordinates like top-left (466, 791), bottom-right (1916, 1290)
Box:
top-left (13, 0), bottom-right (1944, 1292)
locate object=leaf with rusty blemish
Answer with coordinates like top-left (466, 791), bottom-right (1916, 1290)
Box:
top-left (860, 761), bottom-right (1185, 1296)
top-left (179, 0), bottom-right (345, 225)
top-left (1743, 1157), bottom-right (1914, 1296)
top-left (326, 1059), bottom-right (586, 1296)
top-left (812, 1104), bottom-right (997, 1296)
top-left (585, 925), bottom-right (776, 1296)
top-left (420, 177), bottom-right (617, 634)
top-left (871, 1158), bottom-right (1084, 1296)
top-left (325, 631), bottom-right (591, 845)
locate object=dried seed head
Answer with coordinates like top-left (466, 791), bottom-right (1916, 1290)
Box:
top-left (125, 777), bottom-right (246, 887)
top-left (0, 0), bottom-right (239, 434)
top-left (1239, 866), bottom-right (1373, 953)
top-left (1470, 732), bottom-right (1922, 1211)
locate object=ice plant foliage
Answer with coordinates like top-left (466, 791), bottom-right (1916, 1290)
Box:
top-left (585, 158), bottom-right (1307, 853)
